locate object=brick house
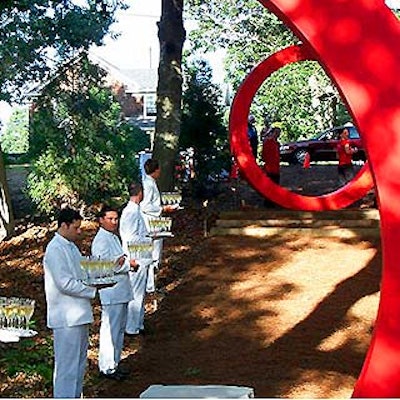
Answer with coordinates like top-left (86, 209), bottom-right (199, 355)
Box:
top-left (89, 53), bottom-right (157, 133)
top-left (26, 51), bottom-right (158, 135)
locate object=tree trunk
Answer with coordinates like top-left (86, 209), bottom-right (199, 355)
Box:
top-left (153, 0), bottom-right (186, 191)
top-left (0, 152), bottom-right (15, 240)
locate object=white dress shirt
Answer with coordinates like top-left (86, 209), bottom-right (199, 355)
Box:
top-left (120, 200), bottom-right (152, 334)
top-left (91, 227), bottom-right (133, 305)
top-left (119, 201), bottom-right (148, 252)
top-left (141, 174), bottom-right (162, 218)
top-left (43, 233), bottom-right (96, 329)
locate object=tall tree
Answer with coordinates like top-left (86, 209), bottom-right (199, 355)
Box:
top-left (180, 59), bottom-right (230, 183)
top-left (153, 0), bottom-right (186, 191)
top-left (0, 0), bottom-right (125, 238)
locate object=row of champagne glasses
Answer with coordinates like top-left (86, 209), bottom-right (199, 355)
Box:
top-left (128, 239), bottom-right (153, 260)
top-left (80, 257), bottom-right (117, 285)
top-left (0, 297), bottom-right (35, 331)
top-left (161, 192), bottom-right (182, 206)
top-left (148, 217), bottom-right (173, 234)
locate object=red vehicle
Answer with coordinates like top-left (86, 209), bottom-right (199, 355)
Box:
top-left (279, 124), bottom-right (365, 164)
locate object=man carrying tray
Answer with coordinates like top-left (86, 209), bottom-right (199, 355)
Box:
top-left (43, 208), bottom-right (109, 398)
top-left (141, 158), bottom-right (176, 294)
top-left (120, 181), bottom-right (152, 336)
top-left (91, 205), bottom-right (136, 381)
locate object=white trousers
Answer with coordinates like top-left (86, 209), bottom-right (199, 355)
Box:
top-left (99, 303), bottom-right (128, 374)
top-left (53, 324), bottom-right (89, 398)
top-left (147, 238), bottom-right (163, 293)
top-left (126, 263), bottom-right (149, 334)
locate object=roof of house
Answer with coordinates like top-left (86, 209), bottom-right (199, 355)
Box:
top-left (24, 51), bottom-right (158, 99)
top-left (89, 53), bottom-right (157, 94)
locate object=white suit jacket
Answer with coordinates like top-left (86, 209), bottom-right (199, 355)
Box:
top-left (141, 174), bottom-right (162, 218)
top-left (43, 233), bottom-right (96, 329)
top-left (91, 227), bottom-right (133, 305)
top-left (119, 201), bottom-right (152, 266)
top-left (119, 201), bottom-right (148, 251)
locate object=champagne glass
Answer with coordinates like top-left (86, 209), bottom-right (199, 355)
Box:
top-left (14, 298), bottom-right (24, 330)
top-left (3, 299), bottom-right (16, 329)
top-left (129, 239), bottom-right (153, 260)
top-left (80, 257), bottom-right (91, 283)
top-left (10, 297), bottom-right (20, 330)
top-left (148, 218), bottom-right (157, 235)
top-left (0, 297), bottom-right (6, 329)
top-left (94, 259), bottom-right (103, 284)
top-left (102, 260), bottom-right (115, 283)
top-left (141, 239), bottom-right (153, 259)
top-left (97, 259), bottom-right (105, 284)
top-left (128, 242), bottom-right (138, 259)
top-left (81, 256), bottom-right (101, 284)
top-left (23, 299), bottom-right (35, 331)
top-left (154, 219), bottom-right (160, 234)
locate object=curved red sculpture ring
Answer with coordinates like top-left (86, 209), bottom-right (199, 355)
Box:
top-left (229, 44), bottom-right (374, 210)
top-left (244, 1), bottom-right (400, 397)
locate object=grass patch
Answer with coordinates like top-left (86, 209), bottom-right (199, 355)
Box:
top-left (1, 336), bottom-right (53, 389)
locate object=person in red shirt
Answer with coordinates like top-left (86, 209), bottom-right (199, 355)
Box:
top-left (262, 127), bottom-right (281, 185)
top-left (337, 128), bottom-right (358, 185)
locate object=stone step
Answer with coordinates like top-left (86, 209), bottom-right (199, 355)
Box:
top-left (210, 209), bottom-right (380, 238)
top-left (209, 225), bottom-right (380, 239)
top-left (215, 218), bottom-right (380, 229)
top-left (217, 209), bottom-right (380, 221)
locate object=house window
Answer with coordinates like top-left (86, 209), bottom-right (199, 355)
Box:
top-left (145, 94), bottom-right (156, 117)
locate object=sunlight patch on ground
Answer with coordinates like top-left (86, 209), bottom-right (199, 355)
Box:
top-left (284, 369), bottom-right (354, 398)
top-left (230, 241), bottom-right (377, 342)
top-left (348, 292), bottom-right (379, 323)
top-left (317, 293), bottom-right (379, 353)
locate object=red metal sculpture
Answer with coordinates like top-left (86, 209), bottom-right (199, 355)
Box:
top-left (230, 44), bottom-right (374, 210)
top-left (230, 1), bottom-right (400, 396)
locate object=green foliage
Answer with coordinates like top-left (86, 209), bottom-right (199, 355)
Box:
top-left (0, 337), bottom-right (53, 392)
top-left (185, 0), bottom-right (351, 141)
top-left (180, 59), bottom-right (230, 183)
top-left (27, 55), bottom-right (150, 214)
top-left (0, 107), bottom-right (29, 154)
top-left (0, 0), bottom-right (127, 102)
top-left (254, 61), bottom-right (351, 143)
top-left (183, 366), bottom-right (202, 377)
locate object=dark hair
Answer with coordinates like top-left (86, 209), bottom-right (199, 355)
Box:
top-left (57, 207), bottom-right (82, 228)
top-left (128, 181), bottom-right (143, 197)
top-left (98, 204), bottom-right (118, 219)
top-left (144, 158), bottom-right (159, 175)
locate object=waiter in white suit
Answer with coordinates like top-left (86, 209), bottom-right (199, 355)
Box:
top-left (43, 208), bottom-right (100, 398)
top-left (91, 205), bottom-right (135, 381)
top-left (141, 159), bottom-right (175, 293)
top-left (120, 181), bottom-right (152, 335)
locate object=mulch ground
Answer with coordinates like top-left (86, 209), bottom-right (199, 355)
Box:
top-left (0, 164), bottom-right (380, 398)
top-left (91, 233), bottom-right (380, 398)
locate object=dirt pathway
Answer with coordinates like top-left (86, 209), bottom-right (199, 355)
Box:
top-left (88, 231), bottom-right (380, 398)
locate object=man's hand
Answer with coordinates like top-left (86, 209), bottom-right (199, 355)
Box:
top-left (163, 204), bottom-right (177, 213)
top-left (130, 259), bottom-right (139, 272)
top-left (116, 255), bottom-right (126, 266)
